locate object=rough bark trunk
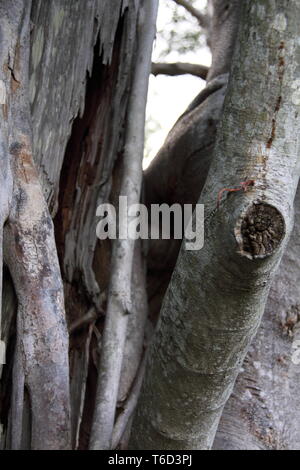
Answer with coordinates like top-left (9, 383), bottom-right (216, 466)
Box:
top-left (0, 0), bottom-right (70, 449)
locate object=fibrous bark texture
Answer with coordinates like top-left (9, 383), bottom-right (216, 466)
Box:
top-left (130, 0), bottom-right (300, 450)
top-left (0, 0), bottom-right (70, 449)
top-left (1, 0), bottom-right (151, 450)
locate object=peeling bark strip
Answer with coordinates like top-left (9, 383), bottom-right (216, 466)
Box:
top-left (89, 0), bottom-right (159, 450)
top-left (130, 0), bottom-right (300, 450)
top-left (0, 0), bottom-right (70, 449)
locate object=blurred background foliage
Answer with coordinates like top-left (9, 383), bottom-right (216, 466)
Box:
top-left (155, 0), bottom-right (207, 60)
top-left (144, 0), bottom-right (211, 167)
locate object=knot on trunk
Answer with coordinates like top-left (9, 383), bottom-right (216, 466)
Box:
top-left (236, 202), bottom-right (285, 259)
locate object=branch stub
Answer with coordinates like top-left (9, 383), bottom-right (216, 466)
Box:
top-left (236, 202), bottom-right (285, 259)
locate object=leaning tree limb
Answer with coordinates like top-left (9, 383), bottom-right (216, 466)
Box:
top-left (151, 62), bottom-right (208, 79)
top-left (0, 0), bottom-right (71, 449)
top-left (145, 0), bottom-right (240, 325)
top-left (130, 0), bottom-right (300, 450)
top-left (89, 0), bottom-right (159, 450)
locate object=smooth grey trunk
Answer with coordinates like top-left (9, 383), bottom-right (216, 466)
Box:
top-left (130, 0), bottom-right (300, 450)
top-left (214, 185), bottom-right (300, 450)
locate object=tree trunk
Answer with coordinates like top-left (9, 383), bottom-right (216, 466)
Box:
top-left (1, 0), bottom-right (300, 451)
top-left (130, 0), bottom-right (300, 450)
top-left (214, 186), bottom-right (300, 450)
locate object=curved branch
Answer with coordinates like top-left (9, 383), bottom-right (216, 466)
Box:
top-left (151, 62), bottom-right (208, 79)
top-left (172, 0), bottom-right (210, 28)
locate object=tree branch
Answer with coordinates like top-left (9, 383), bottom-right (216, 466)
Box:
top-left (172, 0), bottom-right (210, 28)
top-left (111, 354), bottom-right (147, 450)
top-left (89, 0), bottom-right (159, 450)
top-left (73, 321), bottom-right (95, 449)
top-left (117, 242), bottom-right (148, 404)
top-left (69, 307), bottom-right (98, 334)
top-left (151, 62), bottom-right (208, 79)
